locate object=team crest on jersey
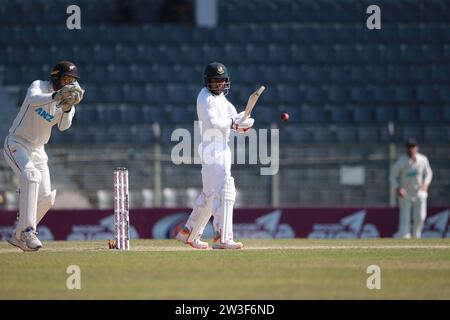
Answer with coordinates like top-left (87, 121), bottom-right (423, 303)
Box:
top-left (35, 107), bottom-right (54, 122)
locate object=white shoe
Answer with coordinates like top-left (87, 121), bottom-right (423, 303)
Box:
top-left (212, 241), bottom-right (243, 250)
top-left (188, 238), bottom-right (209, 250)
top-left (20, 227), bottom-right (42, 250)
top-left (212, 231), bottom-right (243, 249)
top-left (176, 226), bottom-right (208, 249)
top-left (7, 235), bottom-right (38, 252)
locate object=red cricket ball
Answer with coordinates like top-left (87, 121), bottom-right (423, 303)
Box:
top-left (280, 112), bottom-right (289, 122)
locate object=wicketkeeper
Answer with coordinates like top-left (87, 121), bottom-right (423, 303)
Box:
top-left (3, 61), bottom-right (85, 251)
top-left (390, 138), bottom-right (433, 239)
top-left (176, 62), bottom-right (254, 249)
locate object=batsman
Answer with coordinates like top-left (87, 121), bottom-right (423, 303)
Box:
top-left (176, 62), bottom-right (262, 249)
top-left (3, 61), bottom-right (85, 251)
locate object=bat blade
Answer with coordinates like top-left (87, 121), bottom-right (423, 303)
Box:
top-left (243, 85), bottom-right (265, 119)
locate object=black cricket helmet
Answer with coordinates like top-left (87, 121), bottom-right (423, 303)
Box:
top-left (50, 61), bottom-right (79, 90)
top-left (51, 61), bottom-right (79, 79)
top-left (203, 62), bottom-right (230, 96)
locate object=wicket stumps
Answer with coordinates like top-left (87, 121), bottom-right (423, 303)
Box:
top-left (113, 167), bottom-right (130, 250)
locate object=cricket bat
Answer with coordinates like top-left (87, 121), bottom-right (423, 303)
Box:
top-left (243, 85), bottom-right (266, 119)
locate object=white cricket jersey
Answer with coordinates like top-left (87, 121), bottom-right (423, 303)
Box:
top-left (196, 87), bottom-right (238, 153)
top-left (8, 80), bottom-right (75, 148)
top-left (390, 153), bottom-right (433, 197)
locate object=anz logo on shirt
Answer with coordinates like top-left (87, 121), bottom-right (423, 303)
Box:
top-left (35, 107), bottom-right (54, 122)
top-left (406, 169), bottom-right (419, 178)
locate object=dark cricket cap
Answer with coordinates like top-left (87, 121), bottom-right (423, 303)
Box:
top-left (405, 138), bottom-right (418, 147)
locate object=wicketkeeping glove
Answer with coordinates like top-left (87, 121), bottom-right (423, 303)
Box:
top-left (53, 81), bottom-right (85, 112)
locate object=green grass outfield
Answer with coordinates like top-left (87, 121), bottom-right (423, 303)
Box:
top-left (1, 239), bottom-right (449, 299)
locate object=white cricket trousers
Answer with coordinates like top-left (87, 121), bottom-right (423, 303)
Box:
top-left (200, 147), bottom-right (232, 196)
top-left (3, 136), bottom-right (52, 236)
top-left (398, 195), bottom-right (427, 238)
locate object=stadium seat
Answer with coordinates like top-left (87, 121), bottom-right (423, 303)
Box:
top-left (312, 126), bottom-right (335, 143)
top-left (101, 85), bottom-right (123, 104)
top-left (313, 45), bottom-right (334, 63)
top-left (397, 24), bottom-right (420, 42)
top-left (303, 66), bottom-right (326, 83)
top-left (350, 86), bottom-right (371, 103)
top-left (257, 106), bottom-right (278, 125)
top-left (291, 126), bottom-right (313, 144)
top-left (76, 106), bottom-right (99, 126)
top-left (122, 85), bottom-right (142, 104)
top-left (410, 65), bottom-right (432, 83)
top-left (422, 45), bottom-right (444, 63)
top-left (395, 86), bottom-right (415, 103)
top-left (357, 126), bottom-right (379, 143)
top-left (122, 105), bottom-right (144, 125)
top-left (373, 86), bottom-right (394, 103)
top-left (73, 129), bottom-right (94, 144)
top-left (374, 106), bottom-right (395, 123)
top-left (438, 86), bottom-right (450, 102)
top-left (98, 105), bottom-right (122, 125)
top-left (424, 125), bottom-right (447, 143)
top-left (50, 129), bottom-right (74, 144)
top-left (144, 85), bottom-right (166, 104)
top-left (133, 125), bottom-right (155, 145)
top-left (401, 44), bottom-right (424, 63)
top-left (416, 85), bottom-right (439, 103)
top-left (304, 86), bottom-right (324, 103)
top-left (111, 126), bottom-right (135, 144)
top-left (420, 24), bottom-right (445, 43)
top-left (350, 66), bottom-right (368, 84)
top-left (329, 107), bottom-right (351, 123)
top-left (290, 45), bottom-right (314, 63)
top-left (443, 106), bottom-right (450, 121)
top-left (370, 65), bottom-right (389, 83)
top-left (300, 106), bottom-right (327, 123)
top-left (335, 126), bottom-right (357, 143)
top-left (401, 126), bottom-right (424, 142)
top-left (328, 67), bottom-right (347, 83)
top-left (91, 127), bottom-right (111, 144)
top-left (389, 66), bottom-right (410, 83)
top-left (352, 107), bottom-right (373, 122)
top-left (268, 45), bottom-right (290, 63)
top-left (419, 106), bottom-right (441, 122)
top-left (397, 106), bottom-right (418, 123)
top-left (277, 85), bottom-right (300, 104)
top-left (333, 45), bottom-right (355, 63)
top-left (380, 45), bottom-right (403, 64)
top-left (356, 45), bottom-right (381, 64)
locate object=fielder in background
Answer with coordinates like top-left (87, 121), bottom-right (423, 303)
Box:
top-left (176, 62), bottom-right (254, 249)
top-left (3, 61), bottom-right (85, 251)
top-left (390, 138), bottom-right (433, 239)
